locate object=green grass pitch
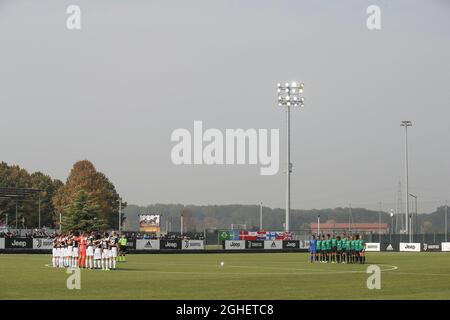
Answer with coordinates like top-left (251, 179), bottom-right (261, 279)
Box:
top-left (1, 252), bottom-right (450, 299)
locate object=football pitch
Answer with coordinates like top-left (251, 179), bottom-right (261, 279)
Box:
top-left (1, 252), bottom-right (449, 300)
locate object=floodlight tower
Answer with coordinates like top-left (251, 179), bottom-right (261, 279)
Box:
top-left (400, 120), bottom-right (412, 241)
top-left (277, 82), bottom-right (305, 232)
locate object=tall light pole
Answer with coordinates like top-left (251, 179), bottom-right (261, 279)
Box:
top-left (390, 209), bottom-right (394, 244)
top-left (118, 198), bottom-right (122, 233)
top-left (180, 213), bottom-right (184, 236)
top-left (348, 204), bottom-right (353, 233)
top-left (401, 120), bottom-right (412, 240)
top-left (38, 195), bottom-right (41, 229)
top-left (277, 81), bottom-right (305, 232)
top-left (259, 202), bottom-right (263, 231)
top-left (378, 202), bottom-right (382, 242)
top-left (445, 201), bottom-right (448, 242)
top-left (15, 201), bottom-right (18, 230)
top-left (317, 214), bottom-right (320, 236)
top-left (409, 194), bottom-right (417, 242)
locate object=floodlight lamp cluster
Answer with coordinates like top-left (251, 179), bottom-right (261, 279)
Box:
top-left (277, 82), bottom-right (305, 107)
top-left (400, 120), bottom-right (412, 127)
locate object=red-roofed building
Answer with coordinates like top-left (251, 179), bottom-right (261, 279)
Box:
top-left (310, 223), bottom-right (389, 234)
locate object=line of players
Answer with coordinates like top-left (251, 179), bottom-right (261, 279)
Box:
top-left (309, 234), bottom-right (366, 264)
top-left (52, 231), bottom-right (125, 270)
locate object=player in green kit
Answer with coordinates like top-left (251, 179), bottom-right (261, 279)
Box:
top-left (331, 235), bottom-right (337, 263)
top-left (336, 236), bottom-right (343, 263)
top-left (340, 234), bottom-right (347, 263)
top-left (316, 236), bottom-right (322, 263)
top-left (345, 235), bottom-right (352, 263)
top-left (325, 235), bottom-right (332, 263)
top-left (354, 235), bottom-right (360, 263)
top-left (351, 236), bottom-right (358, 263)
top-left (358, 235), bottom-right (366, 264)
top-left (321, 235), bottom-right (327, 263)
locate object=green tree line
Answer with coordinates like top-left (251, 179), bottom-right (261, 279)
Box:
top-left (0, 160), bottom-right (125, 232)
top-left (124, 204), bottom-right (449, 234)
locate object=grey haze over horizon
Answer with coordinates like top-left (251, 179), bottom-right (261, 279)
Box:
top-left (1, 0), bottom-right (449, 213)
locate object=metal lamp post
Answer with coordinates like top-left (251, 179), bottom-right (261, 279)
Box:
top-left (409, 194), bottom-right (417, 242)
top-left (118, 198), bottom-right (122, 233)
top-left (401, 120), bottom-right (412, 241)
top-left (445, 201), bottom-right (448, 242)
top-left (390, 209), bottom-right (394, 244)
top-left (277, 82), bottom-right (305, 232)
top-left (317, 214), bottom-right (320, 236)
top-left (259, 202), bottom-right (263, 231)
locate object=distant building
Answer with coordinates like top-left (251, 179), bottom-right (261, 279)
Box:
top-left (310, 223), bottom-right (389, 234)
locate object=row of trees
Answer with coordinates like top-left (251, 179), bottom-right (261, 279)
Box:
top-left (0, 160), bottom-right (125, 232)
top-left (124, 203), bottom-right (447, 234)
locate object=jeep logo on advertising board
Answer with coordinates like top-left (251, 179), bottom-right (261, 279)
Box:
top-left (224, 240), bottom-right (245, 250)
top-left (400, 242), bottom-right (421, 252)
top-left (5, 238), bottom-right (32, 249)
top-left (230, 241), bottom-right (242, 247)
top-left (160, 240), bottom-right (181, 250)
top-left (282, 240), bottom-right (300, 249)
top-left (12, 240), bottom-right (27, 247)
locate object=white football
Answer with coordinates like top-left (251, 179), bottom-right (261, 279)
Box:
top-left (220, 261), bottom-right (224, 267)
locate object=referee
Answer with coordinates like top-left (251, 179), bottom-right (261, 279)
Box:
top-left (118, 234), bottom-right (128, 262)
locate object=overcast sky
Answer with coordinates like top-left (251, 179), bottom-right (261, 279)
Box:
top-left (1, 0), bottom-right (449, 213)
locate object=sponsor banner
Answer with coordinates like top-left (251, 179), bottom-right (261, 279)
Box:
top-left (245, 240), bottom-right (264, 249)
top-left (33, 238), bottom-right (53, 250)
top-left (399, 242), bottom-right (421, 252)
top-left (0, 238), bottom-right (4, 249)
top-left (182, 240), bottom-right (204, 250)
top-left (382, 243), bottom-right (397, 251)
top-left (160, 239), bottom-right (182, 250)
top-left (282, 240), bottom-right (300, 249)
top-left (365, 243), bottom-right (381, 252)
top-left (422, 243), bottom-right (440, 252)
top-left (136, 239), bottom-right (160, 250)
top-left (5, 237), bottom-right (33, 249)
top-left (264, 240), bottom-right (283, 250)
top-left (224, 240), bottom-right (245, 250)
top-left (441, 242), bottom-right (450, 252)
